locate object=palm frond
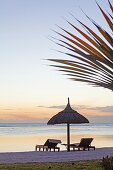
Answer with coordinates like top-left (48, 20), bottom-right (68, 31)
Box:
top-left (49, 0), bottom-right (113, 90)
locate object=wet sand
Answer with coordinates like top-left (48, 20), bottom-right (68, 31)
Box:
top-left (0, 147), bottom-right (113, 164)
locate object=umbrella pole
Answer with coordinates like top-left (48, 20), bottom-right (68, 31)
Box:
top-left (67, 123), bottom-right (70, 152)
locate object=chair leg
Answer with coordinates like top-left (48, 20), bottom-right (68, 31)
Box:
top-left (35, 146), bottom-right (37, 151)
top-left (73, 147), bottom-right (75, 151)
top-left (83, 147), bottom-right (85, 151)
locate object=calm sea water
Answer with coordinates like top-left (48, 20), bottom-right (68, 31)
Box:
top-left (0, 123), bottom-right (113, 152)
top-left (0, 123), bottom-right (113, 136)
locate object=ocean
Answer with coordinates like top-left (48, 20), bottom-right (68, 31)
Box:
top-left (0, 123), bottom-right (113, 152)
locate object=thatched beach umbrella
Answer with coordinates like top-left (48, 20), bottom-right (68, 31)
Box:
top-left (47, 98), bottom-right (89, 151)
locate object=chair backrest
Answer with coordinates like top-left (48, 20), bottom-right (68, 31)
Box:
top-left (79, 138), bottom-right (93, 147)
top-left (44, 139), bottom-right (61, 148)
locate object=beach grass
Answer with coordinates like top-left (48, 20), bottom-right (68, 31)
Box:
top-left (0, 160), bottom-right (104, 170)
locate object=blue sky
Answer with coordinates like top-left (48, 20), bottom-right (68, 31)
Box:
top-left (0, 0), bottom-right (113, 123)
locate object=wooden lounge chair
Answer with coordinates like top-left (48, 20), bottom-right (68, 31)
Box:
top-left (35, 139), bottom-right (61, 152)
top-left (70, 138), bottom-right (95, 151)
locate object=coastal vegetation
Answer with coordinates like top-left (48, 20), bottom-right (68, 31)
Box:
top-left (0, 160), bottom-right (104, 170)
top-left (102, 156), bottom-right (113, 170)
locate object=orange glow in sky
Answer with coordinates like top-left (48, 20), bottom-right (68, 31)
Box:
top-left (0, 0), bottom-right (113, 123)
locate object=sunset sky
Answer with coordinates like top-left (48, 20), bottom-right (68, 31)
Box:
top-left (0, 0), bottom-right (113, 123)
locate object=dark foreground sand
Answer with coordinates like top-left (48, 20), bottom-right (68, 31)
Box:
top-left (0, 147), bottom-right (113, 164)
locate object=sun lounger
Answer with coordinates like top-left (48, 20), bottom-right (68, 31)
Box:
top-left (62, 138), bottom-right (95, 151)
top-left (35, 139), bottom-right (61, 152)
top-left (71, 138), bottom-right (95, 151)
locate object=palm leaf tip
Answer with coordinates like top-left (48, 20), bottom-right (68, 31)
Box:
top-left (48, 0), bottom-right (113, 91)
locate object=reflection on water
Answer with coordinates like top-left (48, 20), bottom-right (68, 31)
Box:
top-left (0, 134), bottom-right (113, 153)
top-left (0, 123), bottom-right (113, 152)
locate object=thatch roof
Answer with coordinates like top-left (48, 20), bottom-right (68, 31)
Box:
top-left (47, 98), bottom-right (89, 125)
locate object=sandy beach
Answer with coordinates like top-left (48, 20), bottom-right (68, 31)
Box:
top-left (0, 147), bottom-right (113, 164)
